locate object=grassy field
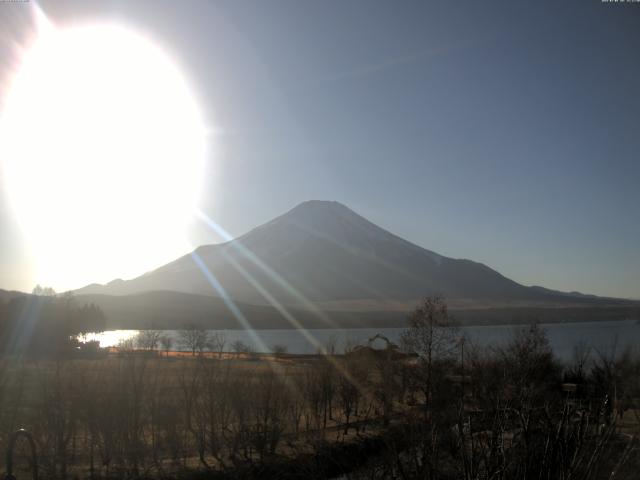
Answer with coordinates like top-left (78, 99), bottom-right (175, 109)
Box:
top-left (0, 349), bottom-right (402, 479)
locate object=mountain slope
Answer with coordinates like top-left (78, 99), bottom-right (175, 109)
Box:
top-left (76, 200), bottom-right (621, 310)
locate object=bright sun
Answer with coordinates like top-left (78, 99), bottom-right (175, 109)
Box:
top-left (0, 19), bottom-right (206, 291)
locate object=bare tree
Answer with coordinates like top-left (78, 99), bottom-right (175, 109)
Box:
top-left (117, 337), bottom-right (137, 353)
top-left (318, 355), bottom-right (336, 428)
top-left (179, 326), bottom-right (211, 356)
top-left (160, 335), bottom-right (174, 357)
top-left (499, 323), bottom-right (560, 406)
top-left (137, 330), bottom-right (161, 351)
top-left (337, 356), bottom-right (360, 434)
top-left (210, 332), bottom-right (227, 358)
top-left (401, 295), bottom-right (458, 406)
top-left (250, 369), bottom-right (289, 461)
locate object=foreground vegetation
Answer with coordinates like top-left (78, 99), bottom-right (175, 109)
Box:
top-left (0, 296), bottom-right (638, 479)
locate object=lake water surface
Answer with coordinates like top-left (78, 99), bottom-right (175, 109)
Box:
top-left (82, 319), bottom-right (640, 362)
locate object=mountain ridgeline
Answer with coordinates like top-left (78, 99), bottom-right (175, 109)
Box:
top-left (68, 201), bottom-right (638, 329)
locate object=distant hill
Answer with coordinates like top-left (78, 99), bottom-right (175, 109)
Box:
top-left (76, 200), bottom-right (631, 311)
top-left (73, 290), bottom-right (406, 330)
top-left (73, 290), bottom-right (639, 330)
top-left (2, 287), bottom-right (636, 331)
top-left (0, 289), bottom-right (27, 303)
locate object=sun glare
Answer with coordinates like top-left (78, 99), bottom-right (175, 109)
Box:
top-left (0, 17), bottom-right (207, 291)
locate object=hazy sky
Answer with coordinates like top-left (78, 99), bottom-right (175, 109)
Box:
top-left (1, 0), bottom-right (639, 299)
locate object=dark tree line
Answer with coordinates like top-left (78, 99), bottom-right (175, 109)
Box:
top-left (0, 294), bottom-right (106, 356)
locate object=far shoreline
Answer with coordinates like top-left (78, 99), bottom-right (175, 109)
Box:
top-left (99, 304), bottom-right (640, 330)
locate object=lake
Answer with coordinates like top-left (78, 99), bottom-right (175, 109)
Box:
top-left (81, 319), bottom-right (640, 362)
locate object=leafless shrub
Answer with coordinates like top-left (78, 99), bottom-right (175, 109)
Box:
top-left (231, 340), bottom-right (251, 358)
top-left (271, 344), bottom-right (288, 356)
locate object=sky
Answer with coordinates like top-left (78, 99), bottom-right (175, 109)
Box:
top-left (0, 0), bottom-right (639, 299)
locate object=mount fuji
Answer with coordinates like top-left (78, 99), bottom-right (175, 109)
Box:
top-left (76, 201), bottom-right (625, 316)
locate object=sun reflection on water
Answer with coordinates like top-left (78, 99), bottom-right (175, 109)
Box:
top-left (79, 330), bottom-right (139, 348)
